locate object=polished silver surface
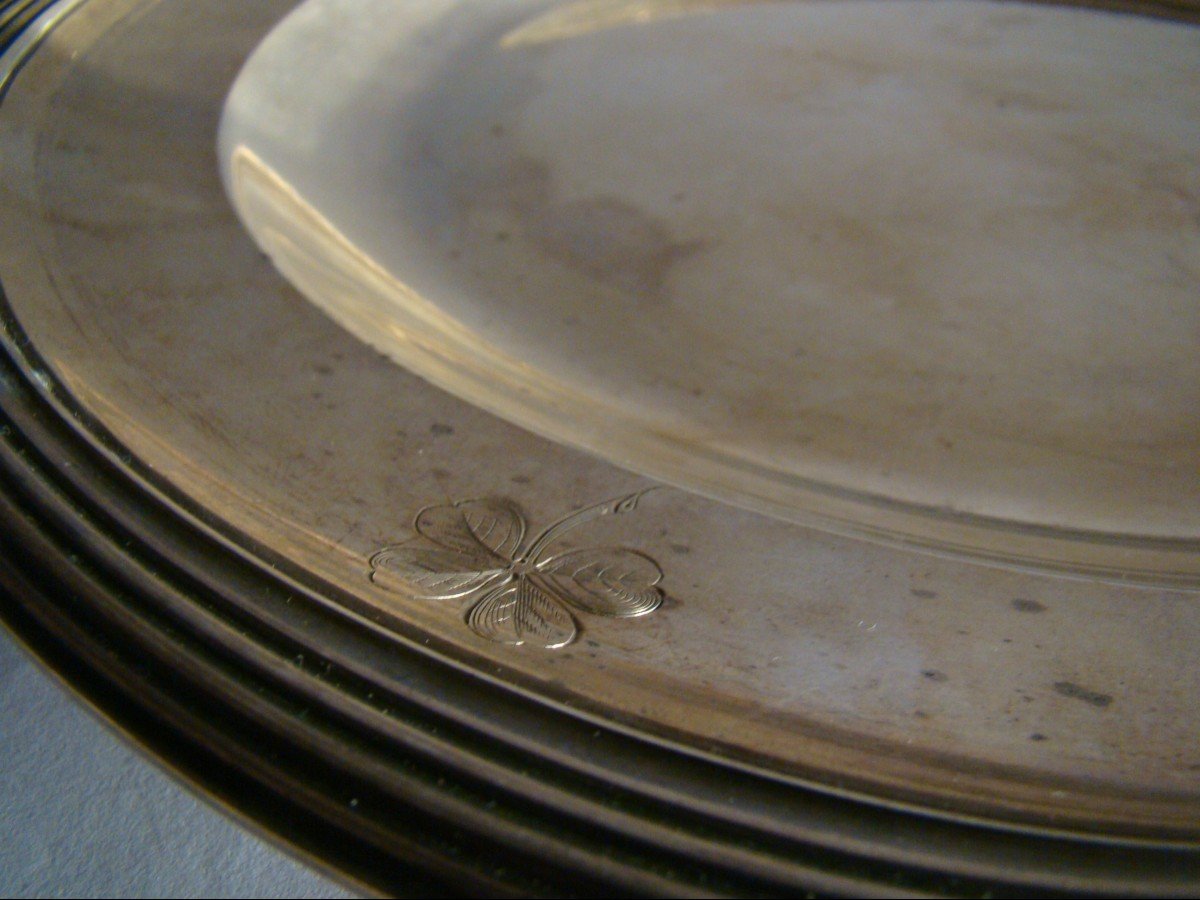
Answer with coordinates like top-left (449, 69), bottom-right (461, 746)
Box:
top-left (221, 0), bottom-right (1200, 585)
top-left (0, 0), bottom-right (1196, 863)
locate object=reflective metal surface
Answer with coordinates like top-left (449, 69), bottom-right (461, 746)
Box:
top-left (222, 0), bottom-right (1200, 585)
top-left (0, 0), bottom-right (1196, 894)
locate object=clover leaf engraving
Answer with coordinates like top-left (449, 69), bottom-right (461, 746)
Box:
top-left (369, 490), bottom-right (663, 648)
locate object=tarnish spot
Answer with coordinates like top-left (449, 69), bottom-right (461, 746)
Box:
top-left (1053, 681), bottom-right (1113, 708)
top-left (530, 196), bottom-right (707, 300)
top-left (1011, 598), bottom-right (1046, 613)
top-left (449, 151), bottom-right (708, 304)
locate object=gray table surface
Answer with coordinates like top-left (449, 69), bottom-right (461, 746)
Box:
top-left (0, 627), bottom-right (362, 898)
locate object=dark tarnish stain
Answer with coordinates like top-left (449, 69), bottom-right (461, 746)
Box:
top-left (921, 669), bottom-right (948, 682)
top-left (910, 588), bottom-right (938, 599)
top-left (429, 423), bottom-right (455, 436)
top-left (469, 156), bottom-right (555, 210)
top-left (1012, 598), bottom-right (1046, 613)
top-left (529, 196), bottom-right (707, 300)
top-left (978, 87), bottom-right (1073, 116)
top-left (453, 152), bottom-right (707, 303)
top-left (1053, 681), bottom-right (1113, 708)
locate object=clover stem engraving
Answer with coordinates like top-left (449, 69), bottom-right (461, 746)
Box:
top-left (369, 489), bottom-right (663, 648)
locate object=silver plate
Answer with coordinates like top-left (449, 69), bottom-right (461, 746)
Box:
top-left (222, 0), bottom-right (1200, 586)
top-left (0, 0), bottom-right (1197, 892)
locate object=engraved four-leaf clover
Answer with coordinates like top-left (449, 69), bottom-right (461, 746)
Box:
top-left (369, 490), bottom-right (663, 648)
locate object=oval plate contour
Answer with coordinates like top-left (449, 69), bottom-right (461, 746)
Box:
top-left (220, 0), bottom-right (1200, 585)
